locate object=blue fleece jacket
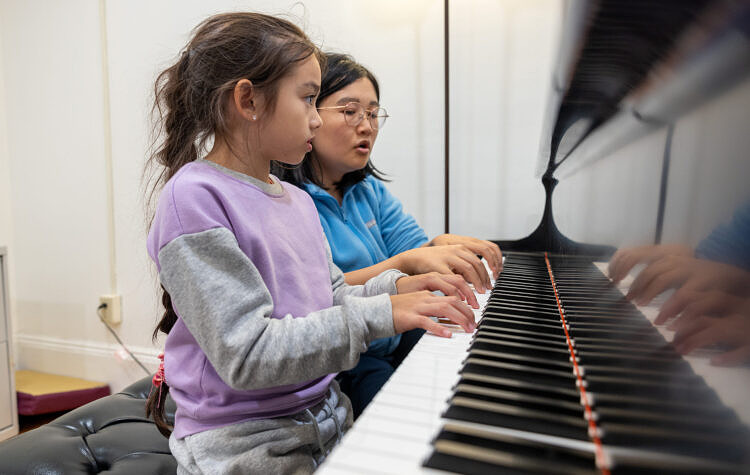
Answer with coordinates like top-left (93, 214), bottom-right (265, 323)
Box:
top-left (304, 176), bottom-right (429, 356)
top-left (695, 200), bottom-right (750, 272)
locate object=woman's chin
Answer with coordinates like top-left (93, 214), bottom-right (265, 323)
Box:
top-left (351, 154), bottom-right (370, 170)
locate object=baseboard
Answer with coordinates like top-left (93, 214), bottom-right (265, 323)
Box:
top-left (13, 333), bottom-right (160, 393)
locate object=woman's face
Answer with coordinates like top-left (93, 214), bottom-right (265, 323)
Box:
top-left (311, 77), bottom-right (379, 186)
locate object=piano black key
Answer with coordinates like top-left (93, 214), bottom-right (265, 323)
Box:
top-left (462, 358), bottom-right (578, 389)
top-left (424, 424), bottom-right (598, 475)
top-left (475, 326), bottom-right (568, 343)
top-left (599, 422), bottom-right (750, 463)
top-left (452, 387), bottom-right (584, 420)
top-left (470, 338), bottom-right (574, 363)
top-left (585, 375), bottom-right (721, 405)
top-left (480, 316), bottom-right (566, 336)
top-left (483, 310), bottom-right (566, 325)
top-left (473, 329), bottom-right (571, 349)
top-left (456, 374), bottom-right (582, 403)
top-left (484, 304), bottom-right (562, 318)
top-left (595, 405), bottom-right (749, 438)
top-left (443, 396), bottom-right (590, 441)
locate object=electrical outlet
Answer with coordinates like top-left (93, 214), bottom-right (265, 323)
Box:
top-left (99, 294), bottom-right (122, 324)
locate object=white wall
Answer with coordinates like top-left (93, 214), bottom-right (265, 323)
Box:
top-left (0, 5), bottom-right (13, 262)
top-left (0, 0), bottom-right (450, 392)
top-left (0, 0), bottom-right (138, 387)
top-left (449, 0), bottom-right (559, 240)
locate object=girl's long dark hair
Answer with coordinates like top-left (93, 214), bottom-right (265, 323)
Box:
top-left (145, 286), bottom-right (177, 437)
top-left (272, 53), bottom-right (389, 192)
top-left (143, 11), bottom-right (323, 437)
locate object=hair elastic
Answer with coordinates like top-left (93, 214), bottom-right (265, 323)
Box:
top-left (150, 352), bottom-right (166, 408)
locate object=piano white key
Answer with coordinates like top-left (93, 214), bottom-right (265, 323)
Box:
top-left (319, 274), bottom-right (493, 474)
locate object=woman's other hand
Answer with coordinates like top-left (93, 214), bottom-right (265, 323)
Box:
top-left (426, 234), bottom-right (503, 279)
top-left (397, 245), bottom-right (492, 293)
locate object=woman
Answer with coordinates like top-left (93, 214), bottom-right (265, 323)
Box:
top-left (274, 53), bottom-right (503, 417)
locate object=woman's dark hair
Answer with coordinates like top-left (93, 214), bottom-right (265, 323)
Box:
top-left (272, 52), bottom-right (389, 191)
top-left (144, 11), bottom-right (323, 437)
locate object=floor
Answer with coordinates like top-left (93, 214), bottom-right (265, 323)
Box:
top-left (18, 410), bottom-right (70, 434)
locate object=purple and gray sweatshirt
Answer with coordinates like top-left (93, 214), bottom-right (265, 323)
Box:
top-left (147, 160), bottom-right (401, 439)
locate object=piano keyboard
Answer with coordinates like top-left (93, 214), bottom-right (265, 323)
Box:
top-left (318, 253), bottom-right (750, 474)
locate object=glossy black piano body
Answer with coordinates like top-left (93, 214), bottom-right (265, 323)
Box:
top-left (427, 0), bottom-right (750, 473)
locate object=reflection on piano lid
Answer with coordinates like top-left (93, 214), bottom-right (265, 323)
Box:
top-left (497, 0), bottom-right (750, 258)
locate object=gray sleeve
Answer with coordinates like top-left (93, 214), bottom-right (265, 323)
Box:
top-left (158, 227), bottom-right (396, 391)
top-left (323, 235), bottom-right (406, 303)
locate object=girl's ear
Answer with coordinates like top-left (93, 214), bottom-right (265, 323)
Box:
top-left (232, 79), bottom-right (259, 122)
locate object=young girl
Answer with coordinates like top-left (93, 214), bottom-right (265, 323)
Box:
top-left (144, 13), bottom-right (476, 474)
top-left (273, 53), bottom-right (502, 418)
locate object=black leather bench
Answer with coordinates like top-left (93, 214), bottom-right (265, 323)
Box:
top-left (0, 376), bottom-right (176, 474)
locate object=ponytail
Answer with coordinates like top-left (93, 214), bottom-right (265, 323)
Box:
top-left (145, 286), bottom-right (178, 437)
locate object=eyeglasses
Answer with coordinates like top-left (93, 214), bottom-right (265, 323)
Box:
top-left (317, 102), bottom-right (389, 130)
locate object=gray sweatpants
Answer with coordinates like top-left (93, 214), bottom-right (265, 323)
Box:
top-left (169, 381), bottom-right (352, 474)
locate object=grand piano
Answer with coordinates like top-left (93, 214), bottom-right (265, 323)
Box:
top-left (319, 1), bottom-right (750, 473)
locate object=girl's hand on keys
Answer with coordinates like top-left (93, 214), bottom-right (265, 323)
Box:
top-left (395, 272), bottom-right (479, 308)
top-left (390, 291), bottom-right (476, 337)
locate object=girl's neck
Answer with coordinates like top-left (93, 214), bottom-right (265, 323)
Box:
top-left (206, 136), bottom-right (271, 183)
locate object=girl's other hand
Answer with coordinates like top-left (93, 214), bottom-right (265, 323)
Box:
top-left (427, 233), bottom-right (503, 279)
top-left (398, 245), bottom-right (492, 293)
top-left (390, 291), bottom-right (476, 337)
top-left (396, 272), bottom-right (479, 309)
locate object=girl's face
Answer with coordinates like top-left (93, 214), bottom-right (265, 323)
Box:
top-left (311, 77), bottom-right (379, 186)
top-left (257, 55), bottom-right (322, 166)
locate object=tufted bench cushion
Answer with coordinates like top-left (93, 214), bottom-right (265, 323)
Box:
top-left (0, 376), bottom-right (177, 474)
